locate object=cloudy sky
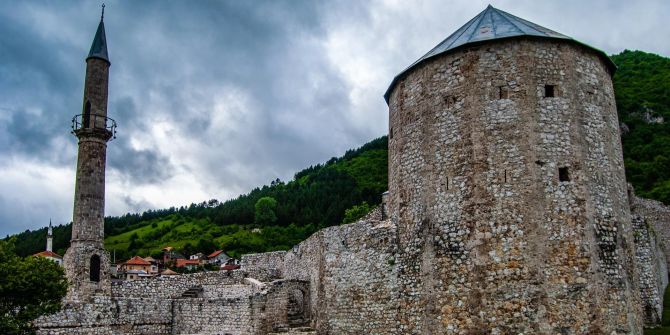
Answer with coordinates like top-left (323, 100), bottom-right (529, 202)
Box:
top-left (0, 0), bottom-right (668, 236)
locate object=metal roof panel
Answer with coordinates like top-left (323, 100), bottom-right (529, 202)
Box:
top-left (384, 5), bottom-right (615, 103)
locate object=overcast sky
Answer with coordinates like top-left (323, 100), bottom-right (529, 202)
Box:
top-left (0, 0), bottom-right (668, 237)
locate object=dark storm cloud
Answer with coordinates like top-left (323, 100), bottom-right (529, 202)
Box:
top-left (1, 0), bottom-right (669, 236)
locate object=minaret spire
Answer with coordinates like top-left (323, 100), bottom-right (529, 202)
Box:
top-left (101, 3), bottom-right (105, 22)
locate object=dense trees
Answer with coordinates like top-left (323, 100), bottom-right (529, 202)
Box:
top-left (0, 239), bottom-right (67, 335)
top-left (612, 50), bottom-right (670, 204)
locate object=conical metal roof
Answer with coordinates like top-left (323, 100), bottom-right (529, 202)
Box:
top-left (87, 20), bottom-right (109, 64)
top-left (384, 5), bottom-right (615, 102)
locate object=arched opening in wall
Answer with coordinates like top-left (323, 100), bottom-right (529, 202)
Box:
top-left (90, 254), bottom-right (100, 282)
top-left (83, 101), bottom-right (91, 128)
top-left (287, 288), bottom-right (307, 327)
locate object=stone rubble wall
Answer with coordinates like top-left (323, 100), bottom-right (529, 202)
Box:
top-left (36, 269), bottom-right (308, 335)
top-left (172, 297), bottom-right (254, 335)
top-left (632, 214), bottom-right (668, 326)
top-left (241, 251), bottom-right (287, 278)
top-left (111, 268), bottom-right (277, 299)
top-left (242, 211), bottom-right (399, 335)
top-left (630, 192), bottom-right (670, 326)
top-left (36, 296), bottom-right (171, 335)
top-left (631, 194), bottom-right (670, 268)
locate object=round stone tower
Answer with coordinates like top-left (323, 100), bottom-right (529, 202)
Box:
top-left (63, 7), bottom-right (116, 302)
top-left (385, 6), bottom-right (641, 334)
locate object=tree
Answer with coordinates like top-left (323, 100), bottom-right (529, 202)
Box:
top-left (254, 196), bottom-right (278, 226)
top-left (341, 202), bottom-right (372, 224)
top-left (0, 239), bottom-right (67, 334)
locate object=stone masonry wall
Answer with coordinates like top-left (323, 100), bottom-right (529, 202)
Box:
top-left (632, 213), bottom-right (668, 325)
top-left (387, 38), bottom-right (641, 334)
top-left (242, 210), bottom-right (398, 335)
top-left (36, 296), bottom-right (171, 335)
top-left (172, 297), bottom-right (254, 335)
top-left (37, 270), bottom-right (308, 335)
top-left (631, 193), bottom-right (670, 268)
top-left (630, 190), bottom-right (670, 326)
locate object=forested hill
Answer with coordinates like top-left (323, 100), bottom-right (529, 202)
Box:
top-left (8, 50), bottom-right (670, 260)
top-left (612, 50), bottom-right (670, 203)
top-left (10, 136), bottom-right (388, 259)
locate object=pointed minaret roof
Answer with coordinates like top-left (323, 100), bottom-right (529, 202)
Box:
top-left (87, 5), bottom-right (110, 64)
top-left (384, 5), bottom-right (615, 102)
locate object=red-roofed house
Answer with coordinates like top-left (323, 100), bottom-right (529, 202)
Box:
top-left (175, 259), bottom-right (200, 270)
top-left (119, 256), bottom-right (151, 272)
top-left (33, 250), bottom-right (63, 266)
top-left (207, 250), bottom-right (231, 265)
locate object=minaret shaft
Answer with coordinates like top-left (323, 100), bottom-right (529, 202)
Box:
top-left (63, 16), bottom-right (113, 302)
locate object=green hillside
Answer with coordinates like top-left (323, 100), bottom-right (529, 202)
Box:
top-left (612, 50), bottom-right (670, 203)
top-left (8, 50), bottom-right (670, 262)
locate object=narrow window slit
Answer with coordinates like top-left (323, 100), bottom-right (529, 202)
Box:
top-left (559, 167), bottom-right (570, 182)
top-left (504, 170), bottom-right (507, 183)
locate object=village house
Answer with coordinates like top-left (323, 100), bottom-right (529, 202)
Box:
top-left (175, 259), bottom-right (201, 270)
top-left (117, 256), bottom-right (158, 281)
top-left (207, 250), bottom-right (231, 265)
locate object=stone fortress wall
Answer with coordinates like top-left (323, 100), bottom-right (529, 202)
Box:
top-left (36, 202), bottom-right (668, 334)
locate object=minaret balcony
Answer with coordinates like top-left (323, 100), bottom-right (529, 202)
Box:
top-left (71, 113), bottom-right (117, 141)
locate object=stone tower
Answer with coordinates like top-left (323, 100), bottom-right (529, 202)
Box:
top-left (385, 6), bottom-right (641, 334)
top-left (63, 7), bottom-right (116, 302)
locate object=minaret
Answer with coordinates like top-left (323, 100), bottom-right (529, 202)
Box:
top-left (46, 220), bottom-right (53, 252)
top-left (63, 5), bottom-right (116, 301)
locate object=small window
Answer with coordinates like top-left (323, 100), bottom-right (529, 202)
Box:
top-left (498, 86), bottom-right (508, 99)
top-left (558, 167), bottom-right (570, 182)
top-left (389, 128), bottom-right (393, 139)
top-left (544, 85), bottom-right (556, 98)
top-left (90, 254), bottom-right (101, 282)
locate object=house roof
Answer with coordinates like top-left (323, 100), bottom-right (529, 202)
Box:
top-left (143, 256), bottom-right (158, 263)
top-left (384, 5), bottom-right (616, 102)
top-left (124, 256), bottom-right (151, 266)
top-left (208, 250), bottom-right (228, 258)
top-left (34, 250), bottom-right (62, 259)
top-left (175, 259), bottom-right (201, 268)
top-left (161, 269), bottom-right (179, 276)
top-left (221, 264), bottom-right (240, 271)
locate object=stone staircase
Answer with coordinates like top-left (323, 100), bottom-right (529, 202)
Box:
top-left (268, 310), bottom-right (315, 335)
top-left (180, 286), bottom-right (203, 298)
